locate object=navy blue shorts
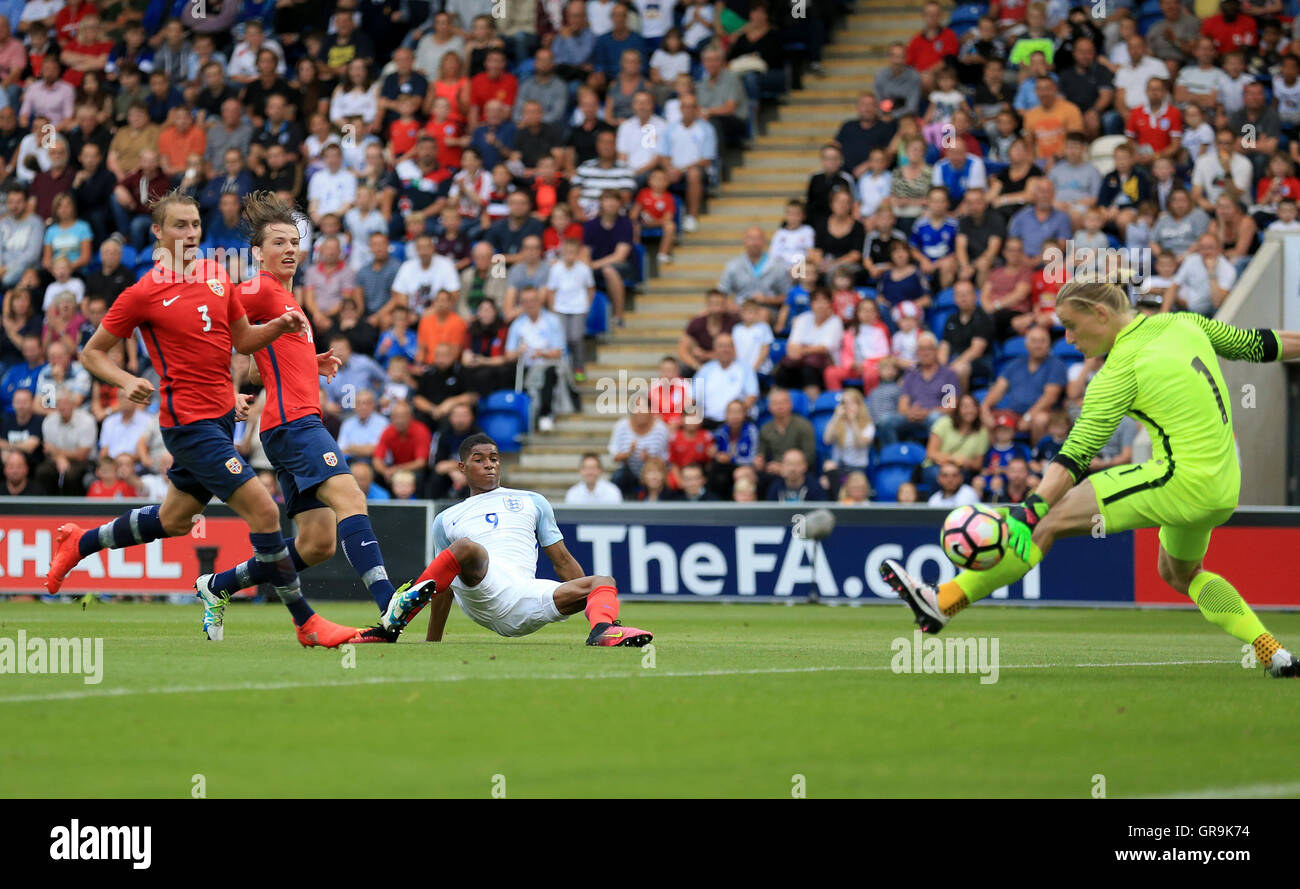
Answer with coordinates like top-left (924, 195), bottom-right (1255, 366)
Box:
top-left (260, 414), bottom-right (352, 517)
top-left (162, 412), bottom-right (255, 503)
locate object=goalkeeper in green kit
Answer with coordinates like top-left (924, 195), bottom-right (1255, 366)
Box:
top-left (881, 280), bottom-right (1300, 677)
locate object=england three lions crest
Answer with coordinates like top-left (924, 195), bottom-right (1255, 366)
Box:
top-left (503, 496), bottom-right (523, 512)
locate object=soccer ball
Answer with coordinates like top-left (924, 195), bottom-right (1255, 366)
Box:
top-left (940, 505), bottom-right (1007, 571)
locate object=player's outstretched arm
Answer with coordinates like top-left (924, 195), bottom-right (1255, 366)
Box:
top-left (229, 310), bottom-right (310, 355)
top-left (1187, 314), bottom-right (1289, 362)
top-left (81, 327), bottom-right (155, 404)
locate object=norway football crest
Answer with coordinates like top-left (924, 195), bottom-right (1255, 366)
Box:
top-left (323, 451), bottom-right (338, 467)
top-left (224, 457), bottom-right (242, 475)
top-left (503, 496), bottom-right (523, 512)
top-left (206, 278), bottom-right (225, 297)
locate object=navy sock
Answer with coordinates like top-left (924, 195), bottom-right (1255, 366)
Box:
top-left (209, 536), bottom-right (310, 597)
top-left (250, 531), bottom-right (314, 626)
top-left (338, 514), bottom-right (397, 611)
top-left (79, 505), bottom-right (167, 558)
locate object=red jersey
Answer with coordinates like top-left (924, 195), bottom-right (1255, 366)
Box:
top-left (389, 118), bottom-right (421, 158)
top-left (1201, 14), bottom-right (1258, 55)
top-left (1257, 176), bottom-right (1300, 204)
top-left (905, 28), bottom-right (959, 72)
top-left (649, 377), bottom-right (688, 427)
top-left (424, 117), bottom-right (464, 169)
top-left (636, 187), bottom-right (676, 223)
top-left (102, 260), bottom-right (242, 428)
top-left (543, 222), bottom-right (584, 256)
top-left (1125, 102), bottom-right (1182, 154)
top-left (469, 72), bottom-right (518, 114)
top-left (374, 419), bottom-right (432, 467)
top-left (668, 427), bottom-right (714, 468)
top-left (88, 480), bottom-right (136, 499)
top-left (240, 271), bottom-right (319, 431)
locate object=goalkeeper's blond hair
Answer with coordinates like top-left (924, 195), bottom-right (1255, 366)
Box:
top-left (1056, 280), bottom-right (1133, 319)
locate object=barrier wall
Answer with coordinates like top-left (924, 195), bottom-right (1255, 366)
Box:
top-left (1, 500), bottom-right (1297, 608)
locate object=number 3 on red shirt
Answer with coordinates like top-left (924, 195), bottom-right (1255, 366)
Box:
top-left (197, 304), bottom-right (211, 332)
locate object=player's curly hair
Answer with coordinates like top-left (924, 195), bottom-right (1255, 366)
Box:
top-left (458, 433), bottom-right (497, 461)
top-left (241, 190), bottom-right (306, 247)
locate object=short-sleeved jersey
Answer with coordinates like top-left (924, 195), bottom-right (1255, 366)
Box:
top-left (431, 486), bottom-right (563, 591)
top-left (101, 260), bottom-right (243, 427)
top-left (1055, 314), bottom-right (1281, 491)
top-left (239, 271), bottom-right (319, 431)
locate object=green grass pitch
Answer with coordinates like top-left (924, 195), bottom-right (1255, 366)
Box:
top-left (1, 600), bottom-right (1297, 798)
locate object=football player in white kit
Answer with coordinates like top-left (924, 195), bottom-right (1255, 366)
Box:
top-left (378, 433), bottom-right (654, 646)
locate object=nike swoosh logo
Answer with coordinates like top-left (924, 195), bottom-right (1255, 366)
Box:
top-left (162, 296), bottom-right (181, 306)
top-left (361, 540), bottom-right (376, 547)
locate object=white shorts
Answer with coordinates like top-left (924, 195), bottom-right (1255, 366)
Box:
top-left (452, 559), bottom-right (566, 638)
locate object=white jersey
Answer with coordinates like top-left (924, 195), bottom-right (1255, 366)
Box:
top-left (431, 486), bottom-right (567, 637)
top-left (432, 486), bottom-right (562, 590)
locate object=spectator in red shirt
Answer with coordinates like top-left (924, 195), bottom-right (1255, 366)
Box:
top-left (468, 48), bottom-right (518, 132)
top-left (86, 454), bottom-right (139, 499)
top-left (54, 0), bottom-right (94, 45)
top-left (388, 93), bottom-right (422, 160)
top-left (424, 95), bottom-right (466, 169)
top-left (668, 413), bottom-right (717, 483)
top-left (649, 356), bottom-right (689, 429)
top-left (635, 167), bottom-right (678, 264)
top-left (1201, 0), bottom-right (1258, 55)
top-left (373, 399), bottom-right (432, 490)
top-left (1125, 77), bottom-right (1182, 166)
top-left (906, 1), bottom-right (960, 90)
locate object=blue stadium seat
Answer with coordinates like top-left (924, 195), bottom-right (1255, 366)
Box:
top-left (788, 390), bottom-right (811, 417)
top-left (814, 412), bottom-right (834, 464)
top-left (769, 339), bottom-right (787, 365)
top-left (934, 287), bottom-right (957, 310)
top-left (972, 387), bottom-right (989, 404)
top-left (1052, 338), bottom-right (1084, 361)
top-left (1000, 336), bottom-right (1028, 360)
top-left (134, 260), bottom-right (154, 280)
top-left (930, 306), bottom-right (956, 338)
top-left (390, 242), bottom-right (406, 262)
top-left (870, 442), bottom-right (927, 502)
top-left (984, 160), bottom-right (1008, 177)
top-left (1139, 0), bottom-right (1162, 15)
top-left (483, 389), bottom-right (531, 432)
top-left (587, 290), bottom-right (609, 336)
top-left (950, 2), bottom-right (988, 26)
top-left (120, 245), bottom-right (139, 267)
top-left (479, 409), bottom-right (525, 453)
top-left (812, 390), bottom-right (842, 417)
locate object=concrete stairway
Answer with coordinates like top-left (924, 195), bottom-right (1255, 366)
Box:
top-left (509, 1), bottom-right (932, 500)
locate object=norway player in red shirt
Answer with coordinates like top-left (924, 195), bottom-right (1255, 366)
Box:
top-left (44, 193), bottom-right (361, 648)
top-left (194, 193), bottom-right (403, 642)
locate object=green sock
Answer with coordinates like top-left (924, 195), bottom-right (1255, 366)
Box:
top-left (953, 540), bottom-right (1044, 605)
top-left (1187, 572), bottom-right (1269, 645)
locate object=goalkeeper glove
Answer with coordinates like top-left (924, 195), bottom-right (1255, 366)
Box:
top-left (1000, 493), bottom-right (1049, 561)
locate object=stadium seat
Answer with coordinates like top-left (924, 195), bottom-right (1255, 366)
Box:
top-left (479, 409), bottom-right (526, 453)
top-left (390, 242), bottom-right (406, 262)
top-left (930, 306), bottom-right (956, 338)
top-left (769, 339), bottom-right (787, 366)
top-left (587, 290), bottom-right (609, 336)
top-left (120, 245), bottom-right (139, 267)
top-left (935, 287), bottom-right (957, 310)
top-left (483, 389), bottom-right (531, 433)
top-left (1052, 338), bottom-right (1084, 362)
top-left (1089, 135), bottom-right (1128, 177)
top-left (788, 390), bottom-right (811, 417)
top-left (1000, 336), bottom-right (1028, 360)
top-left (871, 443), bottom-right (926, 502)
top-left (812, 390), bottom-right (842, 417)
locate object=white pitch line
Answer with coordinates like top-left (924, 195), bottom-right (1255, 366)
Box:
top-left (1135, 781), bottom-right (1300, 799)
top-left (0, 658), bottom-right (1233, 704)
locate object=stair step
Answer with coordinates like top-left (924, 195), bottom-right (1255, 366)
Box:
top-left (519, 451), bottom-right (615, 470)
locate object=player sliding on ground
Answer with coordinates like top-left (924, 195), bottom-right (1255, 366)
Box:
top-left (882, 280), bottom-right (1300, 678)
top-left (45, 192), bottom-right (362, 647)
top-left (377, 433), bottom-right (654, 647)
top-left (192, 193), bottom-right (403, 643)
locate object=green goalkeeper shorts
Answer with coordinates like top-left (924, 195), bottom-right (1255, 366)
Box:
top-left (1088, 458), bottom-right (1238, 562)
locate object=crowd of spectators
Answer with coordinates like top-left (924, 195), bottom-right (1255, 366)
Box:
top-left (0, 0), bottom-right (844, 501)
top-left (573, 0), bottom-right (1288, 506)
